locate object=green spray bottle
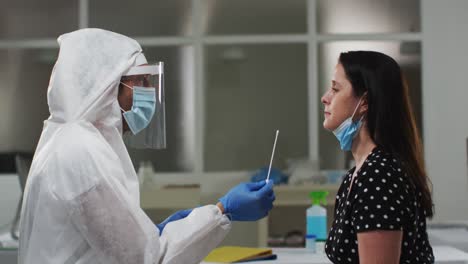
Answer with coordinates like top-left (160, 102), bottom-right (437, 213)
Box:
top-left (306, 191), bottom-right (328, 241)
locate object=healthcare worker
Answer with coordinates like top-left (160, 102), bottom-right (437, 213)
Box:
top-left (18, 28), bottom-right (275, 264)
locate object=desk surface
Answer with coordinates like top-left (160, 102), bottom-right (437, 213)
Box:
top-left (1, 245), bottom-right (468, 264)
top-left (201, 246), bottom-right (468, 264)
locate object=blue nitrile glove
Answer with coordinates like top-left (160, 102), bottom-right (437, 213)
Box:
top-left (156, 208), bottom-right (193, 235)
top-left (218, 180), bottom-right (275, 221)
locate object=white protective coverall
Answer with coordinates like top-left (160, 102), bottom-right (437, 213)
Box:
top-left (18, 28), bottom-right (231, 264)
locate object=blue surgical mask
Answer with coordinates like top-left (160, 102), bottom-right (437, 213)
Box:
top-left (332, 98), bottom-right (364, 151)
top-left (120, 83), bottom-right (156, 135)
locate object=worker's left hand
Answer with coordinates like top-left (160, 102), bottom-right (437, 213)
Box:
top-left (219, 180), bottom-right (275, 221)
top-left (156, 208), bottom-right (193, 235)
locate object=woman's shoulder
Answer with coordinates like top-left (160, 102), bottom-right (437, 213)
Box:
top-left (365, 147), bottom-right (405, 174)
top-left (356, 147), bottom-right (413, 196)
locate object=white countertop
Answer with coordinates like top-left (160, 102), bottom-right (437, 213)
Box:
top-left (201, 246), bottom-right (468, 264)
top-left (1, 245), bottom-right (467, 264)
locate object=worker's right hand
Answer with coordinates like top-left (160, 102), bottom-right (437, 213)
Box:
top-left (218, 181), bottom-right (275, 221)
top-left (156, 208), bottom-right (193, 235)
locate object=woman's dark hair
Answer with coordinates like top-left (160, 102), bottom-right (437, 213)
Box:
top-left (339, 50), bottom-right (433, 217)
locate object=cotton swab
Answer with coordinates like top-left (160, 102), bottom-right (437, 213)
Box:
top-left (266, 130), bottom-right (279, 183)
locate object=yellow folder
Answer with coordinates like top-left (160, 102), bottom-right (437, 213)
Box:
top-left (204, 246), bottom-right (274, 263)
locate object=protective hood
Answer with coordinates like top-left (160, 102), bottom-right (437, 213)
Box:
top-left (48, 28), bottom-right (143, 125)
top-left (37, 28), bottom-right (145, 202)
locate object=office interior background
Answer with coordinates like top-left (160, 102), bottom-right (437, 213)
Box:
top-left (0, 0), bottom-right (468, 256)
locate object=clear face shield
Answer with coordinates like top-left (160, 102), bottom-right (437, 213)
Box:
top-left (121, 61), bottom-right (166, 149)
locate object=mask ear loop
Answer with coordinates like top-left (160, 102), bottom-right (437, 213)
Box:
top-left (120, 82), bottom-right (133, 90)
top-left (119, 81), bottom-right (134, 113)
top-left (350, 97), bottom-right (363, 120)
top-left (351, 92), bottom-right (368, 121)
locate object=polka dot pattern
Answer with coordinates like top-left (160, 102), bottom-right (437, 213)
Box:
top-left (325, 147), bottom-right (434, 263)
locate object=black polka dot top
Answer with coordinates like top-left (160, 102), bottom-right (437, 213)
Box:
top-left (325, 147), bottom-right (434, 264)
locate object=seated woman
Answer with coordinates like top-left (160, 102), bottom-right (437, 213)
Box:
top-left (321, 51), bottom-right (434, 264)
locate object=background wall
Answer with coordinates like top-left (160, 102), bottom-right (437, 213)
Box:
top-left (1, 0), bottom-right (468, 232)
top-left (422, 0), bottom-right (468, 222)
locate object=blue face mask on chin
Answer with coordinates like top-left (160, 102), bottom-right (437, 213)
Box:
top-left (120, 83), bottom-right (156, 135)
top-left (332, 97), bottom-right (364, 151)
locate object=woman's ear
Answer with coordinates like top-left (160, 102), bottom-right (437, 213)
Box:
top-left (359, 93), bottom-right (369, 116)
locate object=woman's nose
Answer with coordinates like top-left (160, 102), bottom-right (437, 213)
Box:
top-left (321, 91), bottom-right (329, 105)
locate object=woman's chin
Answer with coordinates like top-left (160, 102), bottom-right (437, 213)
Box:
top-left (323, 120), bottom-right (334, 131)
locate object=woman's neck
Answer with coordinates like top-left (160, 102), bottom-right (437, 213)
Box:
top-left (351, 122), bottom-right (377, 171)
